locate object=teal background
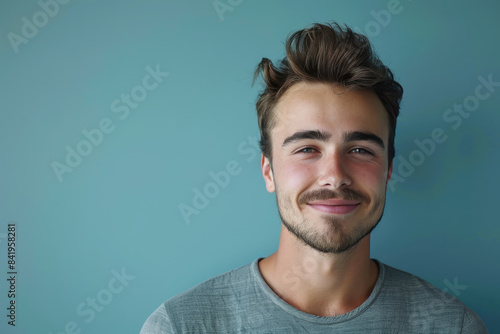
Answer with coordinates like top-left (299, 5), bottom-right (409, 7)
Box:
top-left (1, 0), bottom-right (499, 333)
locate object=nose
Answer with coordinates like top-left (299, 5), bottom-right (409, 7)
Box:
top-left (317, 151), bottom-right (352, 189)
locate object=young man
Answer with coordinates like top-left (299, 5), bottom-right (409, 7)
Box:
top-left (141, 23), bottom-right (488, 333)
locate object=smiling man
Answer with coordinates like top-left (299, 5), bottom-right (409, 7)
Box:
top-left (141, 23), bottom-right (487, 333)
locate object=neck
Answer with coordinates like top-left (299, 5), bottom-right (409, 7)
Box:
top-left (258, 226), bottom-right (378, 317)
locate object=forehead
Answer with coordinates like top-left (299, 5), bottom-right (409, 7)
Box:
top-left (273, 82), bottom-right (389, 142)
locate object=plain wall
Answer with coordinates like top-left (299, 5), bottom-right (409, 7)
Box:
top-left (0, 0), bottom-right (499, 333)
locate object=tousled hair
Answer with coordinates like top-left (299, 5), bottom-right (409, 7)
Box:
top-left (253, 22), bottom-right (403, 163)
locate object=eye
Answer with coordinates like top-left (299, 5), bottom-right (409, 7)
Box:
top-left (350, 147), bottom-right (373, 155)
top-left (296, 147), bottom-right (317, 154)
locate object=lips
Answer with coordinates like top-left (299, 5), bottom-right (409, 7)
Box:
top-left (307, 199), bottom-right (360, 214)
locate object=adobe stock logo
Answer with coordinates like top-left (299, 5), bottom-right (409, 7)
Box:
top-left (178, 135), bottom-right (260, 224)
top-left (212, 0), bottom-right (243, 21)
top-left (353, 0), bottom-right (412, 38)
top-left (7, 0), bottom-right (71, 54)
top-left (409, 276), bottom-right (468, 331)
top-left (389, 74), bottom-right (499, 192)
top-left (51, 64), bottom-right (169, 183)
top-left (49, 267), bottom-right (135, 334)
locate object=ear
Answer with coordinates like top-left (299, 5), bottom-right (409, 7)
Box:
top-left (386, 160), bottom-right (393, 182)
top-left (261, 154), bottom-right (275, 193)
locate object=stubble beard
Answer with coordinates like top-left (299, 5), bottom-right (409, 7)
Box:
top-left (276, 188), bottom-right (386, 254)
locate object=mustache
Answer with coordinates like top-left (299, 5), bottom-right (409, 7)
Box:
top-left (298, 188), bottom-right (369, 205)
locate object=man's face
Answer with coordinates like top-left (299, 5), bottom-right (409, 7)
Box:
top-left (261, 82), bottom-right (392, 254)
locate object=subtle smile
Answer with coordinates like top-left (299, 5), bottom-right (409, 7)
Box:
top-left (307, 200), bottom-right (360, 214)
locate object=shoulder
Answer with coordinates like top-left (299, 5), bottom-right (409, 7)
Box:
top-left (169, 263), bottom-right (253, 309)
top-left (166, 260), bottom-right (254, 308)
top-left (377, 262), bottom-right (488, 333)
top-left (140, 261), bottom-right (255, 334)
top-left (140, 303), bottom-right (173, 334)
top-left (381, 263), bottom-right (464, 307)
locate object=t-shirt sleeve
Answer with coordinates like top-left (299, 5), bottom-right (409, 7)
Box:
top-left (140, 304), bottom-right (175, 334)
top-left (461, 305), bottom-right (489, 334)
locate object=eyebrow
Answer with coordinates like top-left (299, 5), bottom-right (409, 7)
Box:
top-left (281, 129), bottom-right (385, 150)
top-left (344, 131), bottom-right (385, 150)
top-left (282, 130), bottom-right (331, 147)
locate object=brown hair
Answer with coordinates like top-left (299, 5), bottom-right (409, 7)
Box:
top-left (253, 22), bottom-right (403, 163)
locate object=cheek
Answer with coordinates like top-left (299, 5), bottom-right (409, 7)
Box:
top-left (350, 163), bottom-right (388, 192)
top-left (275, 162), bottom-right (316, 193)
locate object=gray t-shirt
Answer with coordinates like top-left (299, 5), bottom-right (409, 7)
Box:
top-left (141, 259), bottom-right (488, 333)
